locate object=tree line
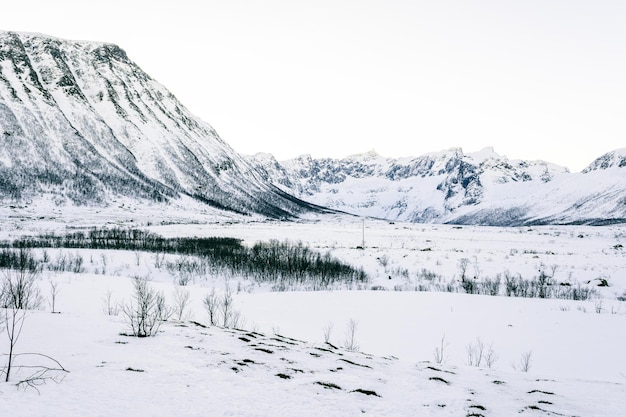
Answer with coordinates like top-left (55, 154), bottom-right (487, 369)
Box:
top-left (1, 228), bottom-right (367, 289)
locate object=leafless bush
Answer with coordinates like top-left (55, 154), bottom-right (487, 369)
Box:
top-left (466, 338), bottom-right (486, 367)
top-left (220, 284), bottom-right (233, 328)
top-left (466, 338), bottom-right (497, 368)
top-left (458, 258), bottom-right (470, 280)
top-left (173, 286), bottom-right (191, 321)
top-left (343, 318), bottom-right (359, 352)
top-left (203, 287), bottom-right (219, 326)
top-left (49, 281), bottom-right (60, 313)
top-left (377, 255), bottom-right (389, 269)
top-left (1, 266), bottom-right (43, 311)
top-left (121, 277), bottom-right (172, 337)
top-left (516, 350), bottom-right (533, 372)
top-left (323, 322), bottom-right (334, 344)
top-left (102, 290), bottom-right (120, 316)
top-left (595, 300), bottom-right (603, 314)
top-left (433, 334), bottom-right (448, 364)
top-left (484, 344), bottom-right (498, 368)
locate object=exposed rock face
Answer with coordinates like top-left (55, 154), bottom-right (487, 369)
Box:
top-left (0, 31), bottom-right (319, 218)
top-left (247, 147), bottom-right (626, 226)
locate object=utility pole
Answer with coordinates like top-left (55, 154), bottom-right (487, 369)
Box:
top-left (361, 219), bottom-right (365, 249)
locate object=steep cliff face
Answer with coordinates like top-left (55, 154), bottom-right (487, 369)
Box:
top-left (247, 147), bottom-right (626, 226)
top-left (0, 31), bottom-right (317, 218)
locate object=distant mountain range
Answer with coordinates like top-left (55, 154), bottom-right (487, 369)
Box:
top-left (245, 147), bottom-right (626, 225)
top-left (1, 31), bottom-right (624, 226)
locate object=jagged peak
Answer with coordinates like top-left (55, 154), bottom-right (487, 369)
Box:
top-left (466, 147), bottom-right (503, 164)
top-left (1, 30), bottom-right (116, 51)
top-left (582, 148), bottom-right (626, 173)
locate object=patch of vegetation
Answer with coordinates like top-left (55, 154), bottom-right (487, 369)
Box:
top-left (315, 381), bottom-right (342, 390)
top-left (338, 358), bottom-right (372, 369)
top-left (426, 366), bottom-right (455, 374)
top-left (2, 228), bottom-right (367, 290)
top-left (428, 376), bottom-right (450, 385)
top-left (351, 388), bottom-right (381, 397)
top-left (528, 389), bottom-right (555, 395)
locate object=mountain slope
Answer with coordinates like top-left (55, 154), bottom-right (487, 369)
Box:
top-left (246, 148), bottom-right (626, 226)
top-left (0, 31), bottom-right (320, 218)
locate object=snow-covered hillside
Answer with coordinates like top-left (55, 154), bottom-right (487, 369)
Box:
top-left (0, 31), bottom-right (320, 219)
top-left (247, 147), bottom-right (626, 226)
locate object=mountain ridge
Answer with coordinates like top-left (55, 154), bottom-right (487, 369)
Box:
top-left (0, 30), bottom-right (324, 219)
top-left (1, 31), bottom-right (623, 226)
top-left (245, 147), bottom-right (626, 226)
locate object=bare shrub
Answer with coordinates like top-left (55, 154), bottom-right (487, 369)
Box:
top-left (0, 251), bottom-right (43, 311)
top-left (343, 318), bottom-right (359, 352)
top-left (102, 290), bottom-right (120, 316)
top-left (480, 276), bottom-right (501, 296)
top-left (484, 344), bottom-right (498, 368)
top-left (457, 258), bottom-right (470, 280)
top-left (49, 281), bottom-right (60, 313)
top-left (433, 334), bottom-right (448, 364)
top-left (203, 287), bottom-right (219, 326)
top-left (173, 286), bottom-right (191, 321)
top-left (220, 284), bottom-right (233, 328)
top-left (466, 338), bottom-right (485, 367)
top-left (323, 322), bottom-right (334, 344)
top-left (466, 338), bottom-right (497, 368)
top-left (516, 350), bottom-right (533, 372)
top-left (121, 277), bottom-right (171, 337)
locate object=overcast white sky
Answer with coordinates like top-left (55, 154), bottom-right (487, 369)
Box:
top-left (2, 1), bottom-right (625, 171)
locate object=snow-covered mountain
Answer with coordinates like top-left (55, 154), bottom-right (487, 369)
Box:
top-left (0, 31), bottom-right (321, 219)
top-left (247, 147), bottom-right (626, 226)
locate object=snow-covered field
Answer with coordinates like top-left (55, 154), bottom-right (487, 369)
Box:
top-left (1, 209), bottom-right (625, 416)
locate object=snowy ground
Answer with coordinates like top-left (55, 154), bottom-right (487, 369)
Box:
top-left (1, 209), bottom-right (625, 416)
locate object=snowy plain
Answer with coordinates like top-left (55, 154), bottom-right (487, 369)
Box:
top-left (0, 203), bottom-right (625, 416)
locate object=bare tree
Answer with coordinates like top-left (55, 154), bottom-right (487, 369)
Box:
top-left (220, 284), bottom-right (233, 328)
top-left (343, 318), bottom-right (359, 352)
top-left (3, 294), bottom-right (26, 382)
top-left (49, 281), bottom-right (60, 314)
top-left (1, 263), bottom-right (42, 311)
top-left (203, 287), bottom-right (219, 326)
top-left (1, 258), bottom-right (62, 385)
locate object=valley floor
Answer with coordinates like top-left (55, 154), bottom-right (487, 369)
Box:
top-left (0, 209), bottom-right (625, 416)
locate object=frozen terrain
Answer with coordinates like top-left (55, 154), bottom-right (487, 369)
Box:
top-left (1, 212), bottom-right (625, 416)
